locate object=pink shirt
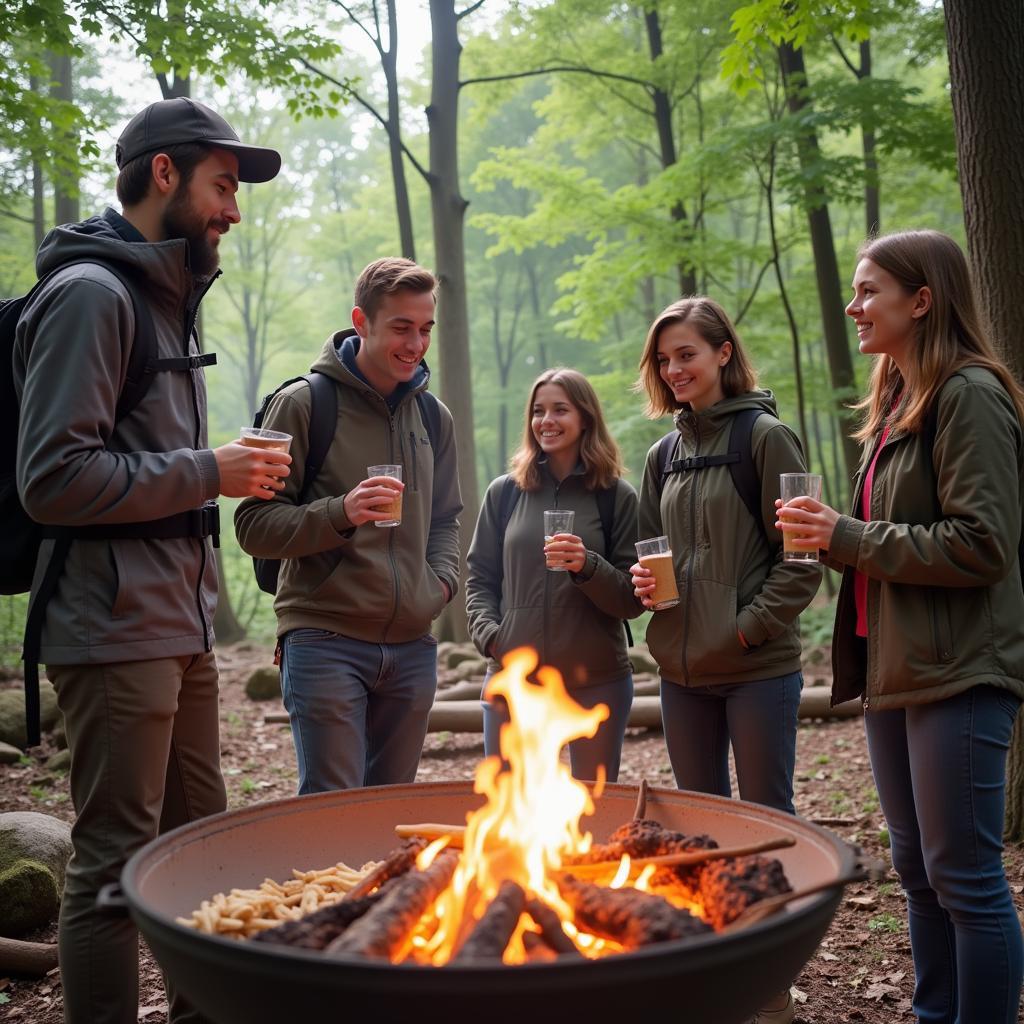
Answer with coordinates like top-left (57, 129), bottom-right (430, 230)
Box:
top-left (854, 423), bottom-right (893, 638)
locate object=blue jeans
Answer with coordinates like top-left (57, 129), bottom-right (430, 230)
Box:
top-left (482, 673), bottom-right (634, 782)
top-left (280, 628), bottom-right (439, 794)
top-left (864, 685), bottom-right (1023, 1024)
top-left (660, 672), bottom-right (802, 814)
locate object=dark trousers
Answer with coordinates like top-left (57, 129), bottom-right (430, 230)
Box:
top-left (864, 685), bottom-right (1023, 1023)
top-left (50, 653), bottom-right (226, 1024)
top-left (482, 673), bottom-right (634, 782)
top-left (659, 671), bottom-right (802, 814)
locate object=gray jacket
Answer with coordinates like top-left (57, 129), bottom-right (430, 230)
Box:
top-left (13, 208), bottom-right (222, 664)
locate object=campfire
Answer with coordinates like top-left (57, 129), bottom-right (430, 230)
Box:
top-left (219, 648), bottom-right (794, 965)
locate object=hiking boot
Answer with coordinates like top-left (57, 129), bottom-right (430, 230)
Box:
top-left (746, 991), bottom-right (795, 1024)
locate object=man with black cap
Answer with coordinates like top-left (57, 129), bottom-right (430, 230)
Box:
top-left (13, 97), bottom-right (288, 1024)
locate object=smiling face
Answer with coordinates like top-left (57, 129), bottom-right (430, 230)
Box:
top-left (161, 147), bottom-right (240, 278)
top-left (846, 257), bottom-right (930, 372)
top-left (656, 321), bottom-right (732, 413)
top-left (531, 382), bottom-right (585, 463)
top-left (352, 288), bottom-right (436, 397)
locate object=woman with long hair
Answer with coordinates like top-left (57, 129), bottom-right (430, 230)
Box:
top-left (465, 367), bottom-right (641, 782)
top-left (777, 229), bottom-right (1024, 1023)
top-left (630, 297), bottom-right (820, 1023)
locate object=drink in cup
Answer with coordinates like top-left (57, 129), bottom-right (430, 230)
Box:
top-left (240, 427), bottom-right (292, 453)
top-left (635, 536), bottom-right (679, 610)
top-left (367, 464), bottom-right (403, 527)
top-left (779, 472), bottom-right (823, 563)
top-left (543, 509), bottom-right (575, 572)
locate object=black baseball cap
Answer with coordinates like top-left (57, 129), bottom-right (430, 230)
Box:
top-left (115, 97), bottom-right (281, 183)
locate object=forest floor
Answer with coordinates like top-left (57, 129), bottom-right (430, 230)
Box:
top-left (2, 642), bottom-right (1024, 1023)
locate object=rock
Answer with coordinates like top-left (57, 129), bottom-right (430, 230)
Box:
top-left (0, 812), bottom-right (74, 936)
top-left (0, 681), bottom-right (59, 748)
top-left (0, 859), bottom-right (60, 937)
top-left (627, 647), bottom-right (659, 676)
top-left (450, 658), bottom-right (487, 682)
top-left (45, 749), bottom-right (71, 772)
top-left (245, 667), bottom-right (281, 702)
top-left (435, 641), bottom-right (456, 665)
top-left (0, 741), bottom-right (23, 764)
top-left (446, 646), bottom-right (481, 670)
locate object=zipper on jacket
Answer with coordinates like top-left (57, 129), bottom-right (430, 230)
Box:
top-left (680, 414), bottom-right (700, 686)
top-left (409, 430), bottom-right (419, 491)
top-left (383, 413), bottom-right (402, 641)
top-left (541, 479), bottom-right (566, 667)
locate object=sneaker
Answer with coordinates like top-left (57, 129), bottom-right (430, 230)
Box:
top-left (746, 991), bottom-right (795, 1024)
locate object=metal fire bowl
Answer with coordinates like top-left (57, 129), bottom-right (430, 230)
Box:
top-left (121, 781), bottom-right (855, 1024)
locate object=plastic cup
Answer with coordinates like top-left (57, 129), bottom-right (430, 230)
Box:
top-left (368, 464), bottom-right (403, 527)
top-left (779, 472), bottom-right (823, 562)
top-left (635, 535), bottom-right (679, 610)
top-left (240, 427), bottom-right (292, 453)
top-left (543, 509), bottom-right (575, 572)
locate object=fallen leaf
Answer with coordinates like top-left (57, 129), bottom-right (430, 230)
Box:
top-left (862, 981), bottom-right (901, 1001)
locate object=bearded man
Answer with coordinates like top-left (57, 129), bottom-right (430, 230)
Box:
top-left (12, 98), bottom-right (290, 1024)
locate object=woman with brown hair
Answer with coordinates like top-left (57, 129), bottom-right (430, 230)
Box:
top-left (465, 368), bottom-right (642, 782)
top-left (630, 297), bottom-right (820, 1023)
top-left (777, 230), bottom-right (1024, 1023)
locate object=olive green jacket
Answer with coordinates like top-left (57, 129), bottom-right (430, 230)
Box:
top-left (465, 468), bottom-right (642, 687)
top-left (830, 367), bottom-right (1024, 710)
top-left (638, 391), bottom-right (821, 687)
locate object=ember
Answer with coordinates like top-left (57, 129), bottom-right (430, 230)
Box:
top-left (234, 647), bottom-right (793, 965)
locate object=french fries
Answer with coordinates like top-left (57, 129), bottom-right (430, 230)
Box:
top-left (175, 860), bottom-right (377, 940)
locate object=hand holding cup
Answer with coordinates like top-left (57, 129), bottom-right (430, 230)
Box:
top-left (344, 465), bottom-right (404, 527)
top-left (542, 509), bottom-right (576, 572)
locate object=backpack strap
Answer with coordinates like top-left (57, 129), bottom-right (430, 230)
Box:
top-left (300, 372), bottom-right (338, 504)
top-left (415, 390), bottom-right (442, 450)
top-left (726, 408), bottom-right (767, 544)
top-left (493, 475), bottom-right (521, 598)
top-left (654, 431), bottom-right (678, 496)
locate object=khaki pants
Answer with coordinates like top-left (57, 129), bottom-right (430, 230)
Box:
top-left (50, 653), bottom-right (226, 1024)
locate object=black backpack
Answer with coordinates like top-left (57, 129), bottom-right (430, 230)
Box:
top-left (655, 408), bottom-right (769, 545)
top-left (495, 474), bottom-right (633, 646)
top-left (3, 259), bottom-right (220, 747)
top-left (251, 376), bottom-right (443, 594)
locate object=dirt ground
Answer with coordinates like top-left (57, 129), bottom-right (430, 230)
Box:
top-left (3, 642), bottom-right (1024, 1023)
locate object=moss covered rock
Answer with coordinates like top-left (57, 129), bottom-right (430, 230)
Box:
top-left (0, 858), bottom-right (60, 937)
top-left (245, 667), bottom-right (282, 702)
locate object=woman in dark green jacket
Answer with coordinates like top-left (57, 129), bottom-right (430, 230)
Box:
top-left (777, 230), bottom-right (1024, 1024)
top-left (465, 368), bottom-right (641, 782)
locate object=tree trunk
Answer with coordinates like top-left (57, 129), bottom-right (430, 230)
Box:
top-left (30, 73), bottom-right (45, 249)
top-left (778, 40), bottom-right (859, 496)
top-left (944, 0), bottom-right (1024, 376)
top-left (859, 40), bottom-right (880, 237)
top-left (48, 53), bottom-right (79, 226)
top-left (427, 0), bottom-right (478, 642)
top-left (944, 0), bottom-right (1024, 838)
top-left (383, 0), bottom-right (416, 261)
top-left (644, 8), bottom-right (697, 296)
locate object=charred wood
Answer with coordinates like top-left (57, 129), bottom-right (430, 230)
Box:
top-left (326, 849), bottom-right (460, 960)
top-left (453, 879), bottom-right (526, 962)
top-left (556, 875), bottom-right (712, 948)
top-left (344, 837), bottom-right (428, 901)
top-left (252, 879), bottom-right (397, 950)
top-left (524, 897), bottom-right (582, 957)
top-left (698, 856), bottom-right (792, 931)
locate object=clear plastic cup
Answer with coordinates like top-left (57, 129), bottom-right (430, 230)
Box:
top-left (635, 535), bottom-right (680, 610)
top-left (367, 464), bottom-right (403, 527)
top-left (240, 427), bottom-right (292, 453)
top-left (543, 509), bottom-right (575, 572)
top-left (779, 472), bottom-right (823, 562)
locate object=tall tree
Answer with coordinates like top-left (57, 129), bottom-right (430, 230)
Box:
top-left (944, 0), bottom-right (1024, 840)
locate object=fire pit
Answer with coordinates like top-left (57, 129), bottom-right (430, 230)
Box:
top-left (117, 781), bottom-right (855, 1024)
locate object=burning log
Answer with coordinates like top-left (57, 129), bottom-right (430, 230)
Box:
top-left (394, 824), bottom-right (465, 849)
top-left (326, 849), bottom-right (460, 960)
top-left (344, 837), bottom-right (428, 901)
top-left (698, 856), bottom-right (792, 931)
top-left (453, 880), bottom-right (526, 963)
top-left (556, 875), bottom-right (712, 949)
top-left (632, 778), bottom-right (648, 820)
top-left (524, 897), bottom-right (582, 958)
top-left (252, 880), bottom-right (397, 950)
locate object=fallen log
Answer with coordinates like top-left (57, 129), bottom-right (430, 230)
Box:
top-left (453, 880), bottom-right (526, 962)
top-left (556, 874), bottom-right (711, 948)
top-left (0, 936), bottom-right (59, 975)
top-left (326, 849), bottom-right (460, 960)
top-left (265, 690), bottom-right (861, 731)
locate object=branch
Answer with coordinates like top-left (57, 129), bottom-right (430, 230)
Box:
top-left (458, 0), bottom-right (486, 19)
top-left (0, 207), bottom-right (34, 225)
top-left (298, 58), bottom-right (431, 183)
top-left (829, 34), bottom-right (860, 78)
top-left (330, 0), bottom-right (385, 60)
top-left (733, 257), bottom-right (773, 326)
top-left (461, 65), bottom-right (652, 93)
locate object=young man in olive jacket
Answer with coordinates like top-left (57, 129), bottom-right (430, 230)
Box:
top-left (13, 99), bottom-right (290, 1024)
top-left (235, 258), bottom-right (462, 794)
